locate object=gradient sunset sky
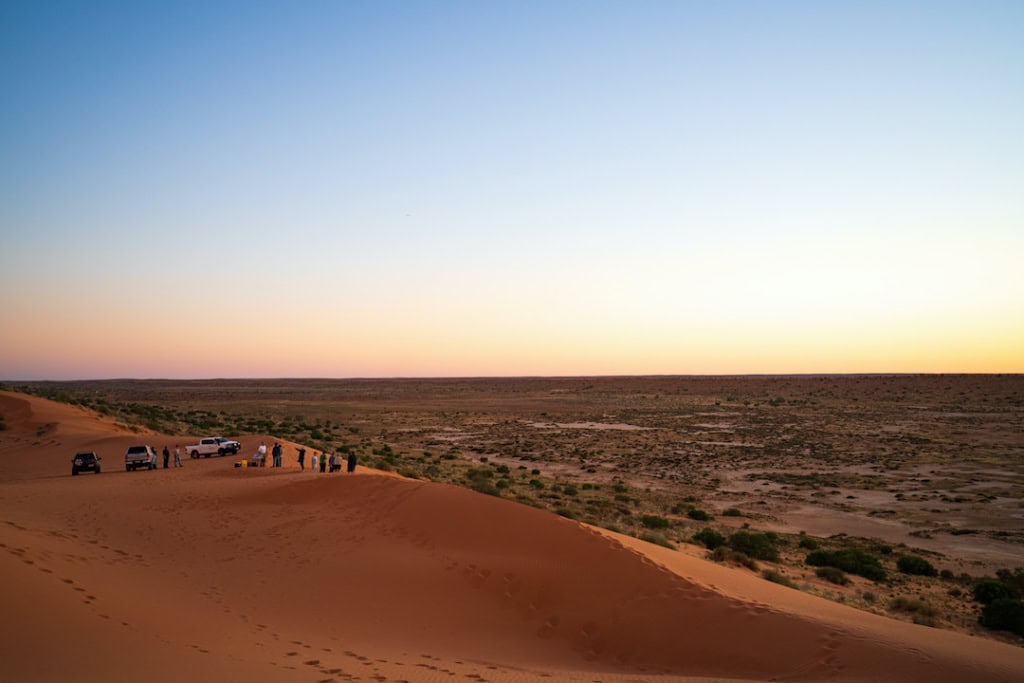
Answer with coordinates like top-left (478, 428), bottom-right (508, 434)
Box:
top-left (2, 2), bottom-right (1022, 379)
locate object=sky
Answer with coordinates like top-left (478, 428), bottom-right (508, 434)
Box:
top-left (1, 1), bottom-right (1022, 379)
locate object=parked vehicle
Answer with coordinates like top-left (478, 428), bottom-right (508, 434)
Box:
top-left (124, 445), bottom-right (157, 471)
top-left (72, 451), bottom-right (101, 476)
top-left (187, 436), bottom-right (241, 459)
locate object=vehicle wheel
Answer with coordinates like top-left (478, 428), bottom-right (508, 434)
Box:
top-left (191, 451), bottom-right (199, 459)
top-left (72, 468), bottom-right (78, 476)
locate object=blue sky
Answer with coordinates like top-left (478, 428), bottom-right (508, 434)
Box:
top-left (1, 2), bottom-right (1022, 378)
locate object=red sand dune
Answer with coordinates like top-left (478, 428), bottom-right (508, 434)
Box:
top-left (1, 390), bottom-right (1022, 682)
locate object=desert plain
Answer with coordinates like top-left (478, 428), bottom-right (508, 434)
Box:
top-left (1, 375), bottom-right (1022, 682)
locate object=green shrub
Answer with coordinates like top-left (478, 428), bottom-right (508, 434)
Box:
top-left (470, 481), bottom-right (500, 496)
top-left (816, 566), bottom-right (850, 585)
top-left (974, 580), bottom-right (1017, 605)
top-left (692, 528), bottom-right (726, 550)
top-left (529, 479), bottom-right (545, 489)
top-left (897, 555), bottom-right (938, 577)
top-left (687, 508), bottom-right (711, 521)
top-left (729, 531), bottom-right (779, 562)
top-left (711, 546), bottom-right (758, 571)
top-left (806, 549), bottom-right (886, 582)
top-left (996, 568), bottom-right (1024, 595)
top-left (640, 532), bottom-right (675, 549)
top-left (979, 598), bottom-right (1024, 636)
top-left (641, 515), bottom-right (669, 530)
top-left (762, 569), bottom-right (796, 588)
top-left (722, 507), bottom-right (742, 517)
top-left (556, 507), bottom-right (577, 520)
top-left (890, 597), bottom-right (938, 617)
top-left (798, 537), bottom-right (819, 550)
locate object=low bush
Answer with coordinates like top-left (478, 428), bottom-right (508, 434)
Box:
top-left (816, 566), bottom-right (850, 586)
top-left (729, 531), bottom-right (779, 562)
top-left (711, 546), bottom-right (758, 571)
top-left (806, 549), bottom-right (886, 582)
top-left (640, 532), bottom-right (675, 549)
top-left (979, 598), bottom-right (1024, 636)
top-left (897, 555), bottom-right (938, 577)
top-left (470, 480), bottom-right (500, 496)
top-left (641, 515), bottom-right (670, 530)
top-left (692, 528), bottom-right (726, 550)
top-left (722, 507), bottom-right (742, 517)
top-left (798, 536), bottom-right (819, 550)
top-left (974, 580), bottom-right (1017, 605)
top-left (890, 597), bottom-right (938, 617)
top-left (687, 508), bottom-right (711, 521)
top-left (762, 569), bottom-right (797, 588)
top-left (996, 568), bottom-right (1024, 595)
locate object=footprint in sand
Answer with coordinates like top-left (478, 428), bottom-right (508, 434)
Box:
top-left (536, 616), bottom-right (560, 639)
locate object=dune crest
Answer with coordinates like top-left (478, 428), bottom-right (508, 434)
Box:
top-left (1, 390), bottom-right (1022, 682)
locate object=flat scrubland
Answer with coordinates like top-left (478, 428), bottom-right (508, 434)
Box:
top-left (7, 375), bottom-right (1024, 646)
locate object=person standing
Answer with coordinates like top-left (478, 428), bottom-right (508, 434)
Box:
top-left (311, 452), bottom-right (319, 473)
top-left (297, 447), bottom-right (306, 472)
top-left (173, 445), bottom-right (183, 468)
top-left (162, 445), bottom-right (170, 469)
top-left (346, 450), bottom-right (357, 473)
top-left (272, 442), bottom-right (282, 468)
top-left (319, 451), bottom-right (327, 473)
top-left (257, 441), bottom-right (267, 467)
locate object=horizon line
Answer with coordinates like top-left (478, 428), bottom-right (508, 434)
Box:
top-left (4, 372), bottom-right (1022, 383)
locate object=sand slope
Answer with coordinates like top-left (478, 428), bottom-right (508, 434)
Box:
top-left (1, 390), bottom-right (1021, 682)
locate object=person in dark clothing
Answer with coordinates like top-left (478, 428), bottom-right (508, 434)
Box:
top-left (319, 452), bottom-right (327, 473)
top-left (346, 451), bottom-right (357, 473)
top-left (162, 445), bottom-right (170, 469)
top-left (297, 447), bottom-right (306, 472)
top-left (272, 442), bottom-right (282, 468)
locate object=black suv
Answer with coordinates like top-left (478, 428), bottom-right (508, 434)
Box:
top-left (72, 451), bottom-right (102, 476)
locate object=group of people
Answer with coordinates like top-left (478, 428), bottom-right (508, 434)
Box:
top-left (296, 446), bottom-right (357, 473)
top-left (249, 442), bottom-right (357, 474)
top-left (251, 441), bottom-right (286, 467)
top-left (162, 445), bottom-right (183, 468)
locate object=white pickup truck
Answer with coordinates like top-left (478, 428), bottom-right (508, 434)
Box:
top-left (187, 437), bottom-right (242, 459)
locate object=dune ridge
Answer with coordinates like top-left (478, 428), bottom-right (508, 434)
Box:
top-left (1, 390), bottom-right (1022, 682)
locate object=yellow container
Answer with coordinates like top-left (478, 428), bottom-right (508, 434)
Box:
top-left (241, 459), bottom-right (248, 469)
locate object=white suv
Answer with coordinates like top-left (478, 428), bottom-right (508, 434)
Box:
top-left (124, 445), bottom-right (158, 472)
